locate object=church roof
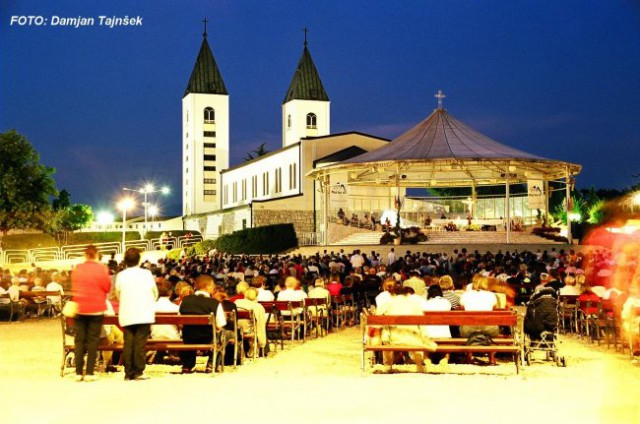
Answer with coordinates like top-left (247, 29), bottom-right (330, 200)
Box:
top-left (342, 107), bottom-right (546, 164)
top-left (283, 43), bottom-right (329, 104)
top-left (184, 35), bottom-right (228, 97)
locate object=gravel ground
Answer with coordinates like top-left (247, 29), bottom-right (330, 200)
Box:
top-left (1, 319), bottom-right (639, 424)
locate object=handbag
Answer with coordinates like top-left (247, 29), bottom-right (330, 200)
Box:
top-left (62, 300), bottom-right (79, 318)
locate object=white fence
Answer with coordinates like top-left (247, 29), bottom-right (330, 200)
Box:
top-left (0, 235), bottom-right (203, 266)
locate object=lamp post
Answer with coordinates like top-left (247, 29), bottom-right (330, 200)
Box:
top-left (118, 198), bottom-right (134, 252)
top-left (123, 184), bottom-right (170, 237)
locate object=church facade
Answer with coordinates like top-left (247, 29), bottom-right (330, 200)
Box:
top-left (182, 31), bottom-right (391, 240)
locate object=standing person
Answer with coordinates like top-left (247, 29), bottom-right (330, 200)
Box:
top-left (71, 245), bottom-right (111, 382)
top-left (116, 248), bottom-right (158, 381)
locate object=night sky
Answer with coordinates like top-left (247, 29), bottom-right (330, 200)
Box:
top-left (2, 0), bottom-right (639, 217)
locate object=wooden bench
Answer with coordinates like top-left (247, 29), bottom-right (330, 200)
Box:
top-left (61, 313), bottom-right (224, 377)
top-left (259, 301), bottom-right (307, 343)
top-left (20, 290), bottom-right (64, 317)
top-left (362, 310), bottom-right (523, 374)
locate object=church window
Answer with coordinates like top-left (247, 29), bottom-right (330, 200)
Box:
top-left (289, 163), bottom-right (297, 190)
top-left (203, 131), bottom-right (216, 138)
top-left (262, 172), bottom-right (269, 196)
top-left (252, 175), bottom-right (258, 198)
top-left (204, 190), bottom-right (216, 195)
top-left (204, 154), bottom-right (216, 161)
top-left (204, 107), bottom-right (215, 123)
top-left (204, 143), bottom-right (216, 148)
top-left (223, 185), bottom-right (228, 204)
top-left (275, 168), bottom-right (282, 194)
top-left (233, 182), bottom-right (238, 203)
top-left (287, 114), bottom-right (292, 129)
top-left (306, 113), bottom-right (317, 129)
top-left (204, 166), bottom-right (216, 171)
top-left (204, 178), bottom-right (216, 184)
top-left (242, 179), bottom-right (247, 201)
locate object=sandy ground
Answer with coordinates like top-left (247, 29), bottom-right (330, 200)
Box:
top-left (1, 319), bottom-right (639, 424)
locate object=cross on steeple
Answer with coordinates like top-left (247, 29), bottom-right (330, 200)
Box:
top-left (202, 18), bottom-right (209, 37)
top-left (303, 27), bottom-right (309, 47)
top-left (434, 89), bottom-right (446, 110)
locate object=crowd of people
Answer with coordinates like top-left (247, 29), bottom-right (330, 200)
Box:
top-left (2, 242), bottom-right (640, 378)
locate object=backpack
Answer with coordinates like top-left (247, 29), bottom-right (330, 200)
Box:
top-left (465, 331), bottom-right (493, 346)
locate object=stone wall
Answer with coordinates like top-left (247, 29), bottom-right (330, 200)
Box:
top-left (253, 209), bottom-right (315, 235)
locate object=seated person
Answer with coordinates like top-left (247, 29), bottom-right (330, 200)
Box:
top-left (45, 273), bottom-right (65, 315)
top-left (234, 287), bottom-right (267, 357)
top-left (252, 275), bottom-right (274, 302)
top-left (459, 276), bottom-right (499, 338)
top-left (376, 286), bottom-right (437, 373)
top-left (151, 280), bottom-right (180, 340)
top-left (178, 275), bottom-right (226, 373)
top-left (276, 276), bottom-right (307, 316)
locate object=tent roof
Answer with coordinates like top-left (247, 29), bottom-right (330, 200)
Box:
top-left (308, 107), bottom-right (581, 187)
top-left (342, 108), bottom-right (546, 164)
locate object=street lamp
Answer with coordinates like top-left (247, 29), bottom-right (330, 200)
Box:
top-left (123, 184), bottom-right (170, 237)
top-left (118, 198), bottom-right (135, 252)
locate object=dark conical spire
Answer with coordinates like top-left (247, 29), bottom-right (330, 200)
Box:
top-left (184, 26), bottom-right (228, 97)
top-left (283, 31), bottom-right (329, 104)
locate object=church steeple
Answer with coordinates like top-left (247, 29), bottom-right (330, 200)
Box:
top-left (184, 28), bottom-right (228, 98)
top-left (282, 29), bottom-right (331, 147)
top-left (283, 32), bottom-right (329, 104)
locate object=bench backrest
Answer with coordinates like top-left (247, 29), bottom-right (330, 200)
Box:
top-left (65, 313), bottom-right (214, 327)
top-left (20, 291), bottom-right (62, 298)
top-left (366, 311), bottom-right (517, 326)
top-left (259, 301), bottom-right (303, 312)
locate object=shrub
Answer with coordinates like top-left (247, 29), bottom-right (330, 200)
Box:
top-left (0, 233), bottom-right (57, 250)
top-left (213, 224), bottom-right (297, 254)
top-left (165, 248), bottom-right (183, 261)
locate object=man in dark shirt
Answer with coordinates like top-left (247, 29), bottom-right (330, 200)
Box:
top-left (179, 275), bottom-right (226, 373)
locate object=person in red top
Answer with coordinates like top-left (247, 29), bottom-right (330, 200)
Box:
top-left (71, 245), bottom-right (111, 382)
top-left (578, 284), bottom-right (601, 316)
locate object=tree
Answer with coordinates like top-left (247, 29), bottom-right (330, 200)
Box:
top-left (47, 190), bottom-right (93, 245)
top-left (243, 142), bottom-right (269, 162)
top-left (0, 130), bottom-right (57, 236)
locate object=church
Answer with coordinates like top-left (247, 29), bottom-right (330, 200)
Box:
top-left (181, 29), bottom-right (393, 241)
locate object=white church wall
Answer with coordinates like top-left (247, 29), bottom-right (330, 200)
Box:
top-left (221, 145), bottom-right (301, 209)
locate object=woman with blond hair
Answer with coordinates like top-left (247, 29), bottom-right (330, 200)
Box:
top-left (438, 275), bottom-right (460, 310)
top-left (234, 287), bottom-right (267, 358)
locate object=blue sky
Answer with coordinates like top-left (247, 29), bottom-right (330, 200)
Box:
top-left (2, 0), bottom-right (639, 216)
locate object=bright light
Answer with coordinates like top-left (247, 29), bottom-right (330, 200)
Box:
top-left (148, 205), bottom-right (159, 218)
top-left (118, 198), bottom-right (135, 211)
top-left (144, 183), bottom-right (155, 193)
top-left (160, 186), bottom-right (170, 195)
top-left (633, 192), bottom-right (640, 205)
top-left (568, 212), bottom-right (581, 222)
top-left (380, 209), bottom-right (403, 228)
top-left (96, 211), bottom-right (114, 225)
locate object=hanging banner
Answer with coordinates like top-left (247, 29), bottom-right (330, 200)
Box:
top-left (527, 179), bottom-right (545, 210)
top-left (330, 182), bottom-right (348, 210)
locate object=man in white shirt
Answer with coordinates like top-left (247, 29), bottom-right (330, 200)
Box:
top-left (387, 248), bottom-right (397, 266)
top-left (116, 248), bottom-right (158, 381)
top-left (350, 250), bottom-right (365, 269)
top-left (46, 272), bottom-right (64, 314)
top-left (151, 280), bottom-right (180, 340)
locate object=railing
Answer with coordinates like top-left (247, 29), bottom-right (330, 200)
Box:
top-left (298, 232), bottom-right (323, 246)
top-left (0, 235), bottom-right (209, 266)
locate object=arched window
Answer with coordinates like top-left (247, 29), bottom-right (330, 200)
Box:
top-left (287, 114), bottom-right (292, 128)
top-left (306, 113), bottom-right (317, 129)
top-left (204, 107), bottom-right (215, 123)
